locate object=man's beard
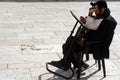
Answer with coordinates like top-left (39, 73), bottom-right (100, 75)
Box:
top-left (96, 13), bottom-right (102, 19)
top-left (95, 10), bottom-right (104, 19)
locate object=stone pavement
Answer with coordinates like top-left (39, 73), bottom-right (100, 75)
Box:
top-left (0, 1), bottom-right (120, 80)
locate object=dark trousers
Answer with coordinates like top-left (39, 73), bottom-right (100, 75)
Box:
top-left (62, 36), bottom-right (83, 66)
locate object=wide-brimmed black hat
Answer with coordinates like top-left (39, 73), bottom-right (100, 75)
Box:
top-left (91, 0), bottom-right (108, 8)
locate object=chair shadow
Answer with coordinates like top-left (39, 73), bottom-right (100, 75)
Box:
top-left (38, 70), bottom-right (103, 80)
top-left (39, 63), bottom-right (105, 80)
top-left (80, 70), bottom-right (99, 80)
top-left (80, 61), bottom-right (105, 80)
top-left (39, 72), bottom-right (65, 80)
top-left (39, 70), bottom-right (105, 80)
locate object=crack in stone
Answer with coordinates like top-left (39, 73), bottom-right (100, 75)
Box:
top-left (21, 44), bottom-right (54, 51)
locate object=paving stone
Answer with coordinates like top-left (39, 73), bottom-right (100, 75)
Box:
top-left (0, 32), bottom-right (17, 39)
top-left (0, 39), bottom-right (43, 46)
top-left (110, 41), bottom-right (120, 46)
top-left (43, 38), bottom-right (65, 44)
top-left (0, 28), bottom-right (25, 33)
top-left (80, 76), bottom-right (120, 80)
top-left (0, 77), bottom-right (16, 80)
top-left (104, 60), bottom-right (120, 75)
top-left (0, 64), bottom-right (7, 69)
top-left (101, 76), bottom-right (120, 80)
top-left (16, 33), bottom-right (34, 39)
top-left (7, 23), bottom-right (33, 28)
top-left (21, 44), bottom-right (62, 54)
top-left (0, 46), bottom-right (21, 55)
top-left (109, 51), bottom-right (120, 59)
top-left (8, 63), bottom-right (41, 69)
top-left (112, 34), bottom-right (120, 42)
top-left (5, 16), bottom-right (21, 21)
top-left (0, 38), bottom-right (44, 46)
top-left (32, 22), bottom-right (64, 28)
top-left (85, 60), bottom-right (120, 77)
top-left (0, 69), bottom-right (32, 80)
top-left (30, 68), bottom-right (75, 80)
top-left (111, 60), bottom-right (120, 69)
top-left (0, 2), bottom-right (119, 80)
top-left (0, 17), bottom-right (6, 21)
top-left (0, 54), bottom-right (60, 64)
top-left (22, 31), bottom-right (55, 37)
top-left (112, 46), bottom-right (120, 57)
top-left (0, 55), bottom-right (25, 64)
top-left (30, 68), bottom-right (54, 80)
top-left (26, 27), bottom-right (71, 33)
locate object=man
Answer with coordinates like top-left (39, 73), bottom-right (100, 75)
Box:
top-left (49, 0), bottom-right (117, 71)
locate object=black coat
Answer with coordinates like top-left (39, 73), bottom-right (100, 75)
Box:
top-left (85, 15), bottom-right (117, 59)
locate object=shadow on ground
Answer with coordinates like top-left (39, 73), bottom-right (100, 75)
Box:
top-left (38, 69), bottom-right (105, 80)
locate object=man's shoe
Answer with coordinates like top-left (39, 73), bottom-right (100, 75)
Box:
top-left (49, 60), bottom-right (71, 71)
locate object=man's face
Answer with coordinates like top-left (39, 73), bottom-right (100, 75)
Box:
top-left (94, 5), bottom-right (101, 17)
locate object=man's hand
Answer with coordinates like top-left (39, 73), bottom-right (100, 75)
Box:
top-left (88, 7), bottom-right (95, 16)
top-left (80, 16), bottom-right (86, 24)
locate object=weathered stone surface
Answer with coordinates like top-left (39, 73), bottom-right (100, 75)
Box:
top-left (0, 2), bottom-right (120, 80)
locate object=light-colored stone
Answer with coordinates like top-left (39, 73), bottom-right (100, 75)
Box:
top-left (0, 50), bottom-right (60, 66)
top-left (43, 38), bottom-right (65, 44)
top-left (0, 33), bottom-right (17, 39)
top-left (8, 63), bottom-right (41, 69)
top-left (0, 46), bottom-right (21, 55)
top-left (0, 2), bottom-right (119, 80)
top-left (0, 64), bottom-right (7, 69)
top-left (111, 60), bottom-right (120, 69)
top-left (0, 28), bottom-right (25, 33)
top-left (0, 69), bottom-right (32, 80)
top-left (30, 68), bottom-right (53, 80)
top-left (21, 44), bottom-right (62, 54)
top-left (7, 23), bottom-right (33, 28)
top-left (0, 39), bottom-right (43, 46)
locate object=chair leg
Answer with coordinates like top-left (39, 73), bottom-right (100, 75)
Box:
top-left (95, 60), bottom-right (97, 64)
top-left (86, 54), bottom-right (89, 61)
top-left (98, 60), bottom-right (101, 70)
top-left (102, 59), bottom-right (106, 77)
top-left (76, 52), bottom-right (83, 80)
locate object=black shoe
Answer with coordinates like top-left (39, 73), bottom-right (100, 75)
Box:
top-left (49, 60), bottom-right (71, 71)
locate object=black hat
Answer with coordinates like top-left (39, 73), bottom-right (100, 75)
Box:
top-left (91, 0), bottom-right (108, 8)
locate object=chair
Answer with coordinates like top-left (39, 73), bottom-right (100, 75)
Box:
top-left (75, 18), bottom-right (117, 80)
top-left (75, 40), bottom-right (106, 80)
top-left (83, 40), bottom-right (106, 77)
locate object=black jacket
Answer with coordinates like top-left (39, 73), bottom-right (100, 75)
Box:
top-left (85, 15), bottom-right (117, 59)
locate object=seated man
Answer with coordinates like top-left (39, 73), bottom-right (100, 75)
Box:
top-left (49, 0), bottom-right (117, 71)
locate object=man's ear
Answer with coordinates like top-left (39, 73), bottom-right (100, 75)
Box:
top-left (102, 8), bottom-right (111, 18)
